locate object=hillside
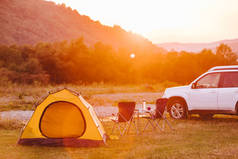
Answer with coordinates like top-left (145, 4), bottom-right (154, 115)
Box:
top-left (157, 39), bottom-right (238, 54)
top-left (0, 0), bottom-right (161, 52)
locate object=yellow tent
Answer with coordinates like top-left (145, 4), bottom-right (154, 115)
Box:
top-left (18, 89), bottom-right (107, 147)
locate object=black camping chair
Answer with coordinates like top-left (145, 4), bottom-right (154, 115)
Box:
top-left (142, 98), bottom-right (173, 132)
top-left (111, 102), bottom-right (138, 136)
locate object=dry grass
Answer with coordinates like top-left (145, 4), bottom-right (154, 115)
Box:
top-left (0, 115), bottom-right (238, 159)
top-left (0, 82), bottom-right (176, 111)
top-left (0, 118), bottom-right (25, 130)
top-left (2, 83), bottom-right (237, 158)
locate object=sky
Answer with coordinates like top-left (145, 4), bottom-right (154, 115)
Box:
top-left (49, 0), bottom-right (238, 44)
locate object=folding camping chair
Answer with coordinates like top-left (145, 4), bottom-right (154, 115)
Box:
top-left (142, 98), bottom-right (173, 132)
top-left (111, 102), bottom-right (138, 136)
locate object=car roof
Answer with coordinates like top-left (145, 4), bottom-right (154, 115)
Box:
top-left (208, 65), bottom-right (238, 71)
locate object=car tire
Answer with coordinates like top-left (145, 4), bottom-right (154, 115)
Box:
top-left (199, 114), bottom-right (213, 119)
top-left (236, 102), bottom-right (238, 115)
top-left (168, 99), bottom-right (187, 119)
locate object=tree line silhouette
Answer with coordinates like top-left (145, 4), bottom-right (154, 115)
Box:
top-left (0, 38), bottom-right (237, 85)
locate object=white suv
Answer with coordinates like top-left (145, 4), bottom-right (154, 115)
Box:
top-left (162, 65), bottom-right (238, 119)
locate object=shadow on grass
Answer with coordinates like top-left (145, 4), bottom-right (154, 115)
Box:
top-left (188, 114), bottom-right (238, 122)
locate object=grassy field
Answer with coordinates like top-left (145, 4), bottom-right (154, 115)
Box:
top-left (1, 83), bottom-right (238, 159)
top-left (1, 115), bottom-right (238, 159)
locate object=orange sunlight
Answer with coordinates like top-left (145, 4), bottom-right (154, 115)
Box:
top-left (49, 0), bottom-right (238, 43)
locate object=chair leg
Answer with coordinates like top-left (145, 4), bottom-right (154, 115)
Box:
top-left (125, 120), bottom-right (132, 135)
top-left (122, 122), bottom-right (130, 135)
top-left (133, 120), bottom-right (140, 135)
top-left (143, 119), bottom-right (156, 132)
top-left (111, 122), bottom-right (135, 136)
top-left (123, 119), bottom-right (140, 135)
top-left (111, 122), bottom-right (125, 136)
top-left (117, 123), bottom-right (124, 136)
top-left (111, 122), bottom-right (116, 135)
top-left (159, 111), bottom-right (173, 131)
top-left (163, 118), bottom-right (174, 130)
top-left (150, 120), bottom-right (157, 130)
top-left (159, 112), bottom-right (173, 131)
top-left (154, 120), bottom-right (164, 131)
top-left (142, 120), bottom-right (150, 132)
top-left (162, 119), bottom-right (165, 130)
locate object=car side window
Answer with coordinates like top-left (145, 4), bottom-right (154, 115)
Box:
top-left (196, 73), bottom-right (220, 89)
top-left (221, 72), bottom-right (238, 88)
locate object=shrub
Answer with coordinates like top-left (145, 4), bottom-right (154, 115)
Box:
top-left (0, 118), bottom-right (25, 130)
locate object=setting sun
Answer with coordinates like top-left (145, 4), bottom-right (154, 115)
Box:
top-left (130, 53), bottom-right (135, 59)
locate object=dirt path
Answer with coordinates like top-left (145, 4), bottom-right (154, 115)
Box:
top-left (0, 110), bottom-right (33, 122)
top-left (0, 104), bottom-right (155, 122)
top-left (88, 92), bottom-right (163, 106)
top-left (0, 92), bottom-right (161, 121)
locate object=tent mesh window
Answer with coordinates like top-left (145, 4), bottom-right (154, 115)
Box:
top-left (40, 101), bottom-right (86, 138)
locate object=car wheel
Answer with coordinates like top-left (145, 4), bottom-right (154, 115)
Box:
top-left (236, 102), bottom-right (238, 115)
top-left (199, 114), bottom-right (213, 119)
top-left (168, 99), bottom-right (187, 119)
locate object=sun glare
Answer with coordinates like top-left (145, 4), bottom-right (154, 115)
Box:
top-left (51, 0), bottom-right (238, 43)
top-left (52, 0), bottom-right (194, 34)
top-left (130, 53), bottom-right (135, 59)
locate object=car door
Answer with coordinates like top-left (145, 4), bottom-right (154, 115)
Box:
top-left (218, 72), bottom-right (238, 112)
top-left (188, 72), bottom-right (221, 110)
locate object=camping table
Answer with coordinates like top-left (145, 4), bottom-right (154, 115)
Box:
top-left (134, 109), bottom-right (153, 134)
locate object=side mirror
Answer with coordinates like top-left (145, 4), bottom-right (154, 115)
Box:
top-left (191, 83), bottom-right (197, 89)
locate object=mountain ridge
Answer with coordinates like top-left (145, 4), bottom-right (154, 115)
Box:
top-left (0, 0), bottom-right (161, 53)
top-left (157, 38), bottom-right (238, 53)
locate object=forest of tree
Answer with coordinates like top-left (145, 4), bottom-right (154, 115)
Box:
top-left (0, 38), bottom-right (237, 85)
top-left (1, 0), bottom-right (237, 86)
